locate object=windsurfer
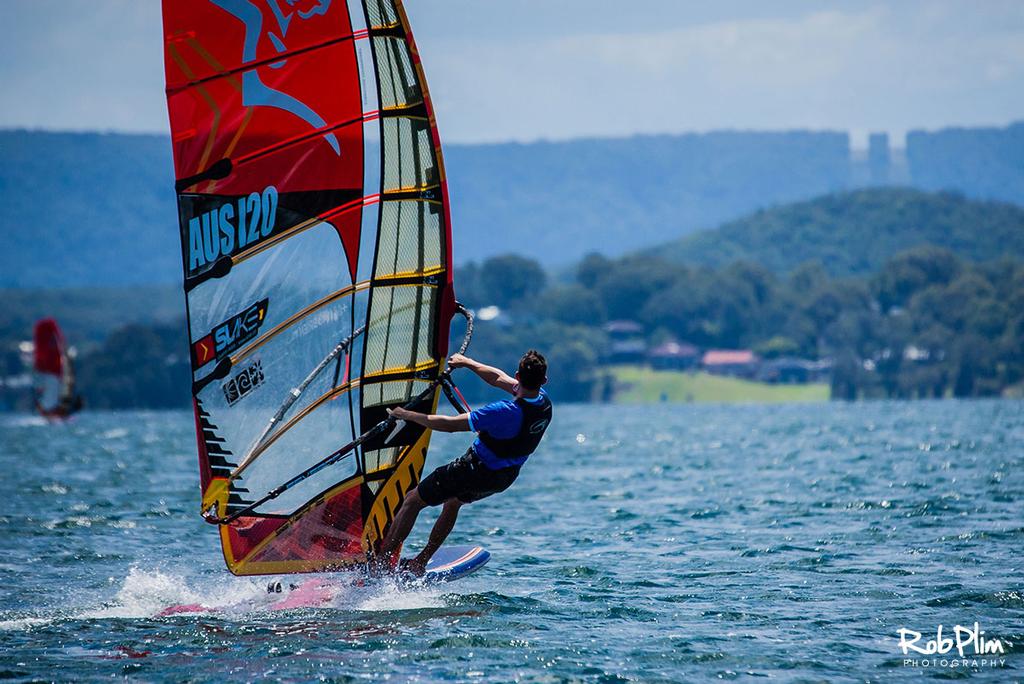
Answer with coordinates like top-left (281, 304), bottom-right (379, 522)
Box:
top-left (55, 350), bottom-right (82, 415)
top-left (378, 350), bottom-right (553, 575)
top-left (34, 388), bottom-right (83, 419)
top-left (34, 347), bottom-right (83, 419)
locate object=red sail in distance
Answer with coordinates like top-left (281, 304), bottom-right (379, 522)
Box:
top-left (33, 318), bottom-right (65, 377)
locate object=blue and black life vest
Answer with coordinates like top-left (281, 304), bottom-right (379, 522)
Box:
top-left (476, 392), bottom-right (552, 469)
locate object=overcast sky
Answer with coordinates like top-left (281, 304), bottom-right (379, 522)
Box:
top-left (2, 0), bottom-right (1022, 145)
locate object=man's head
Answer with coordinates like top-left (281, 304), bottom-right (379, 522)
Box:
top-left (516, 349), bottom-right (547, 391)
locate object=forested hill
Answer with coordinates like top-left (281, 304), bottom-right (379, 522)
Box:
top-left (0, 129), bottom-right (850, 287)
top-left (647, 188), bottom-right (1024, 276)
top-left (2, 132), bottom-right (176, 288)
top-left (4, 122), bottom-right (1024, 287)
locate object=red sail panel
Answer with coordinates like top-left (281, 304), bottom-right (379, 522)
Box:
top-left (33, 318), bottom-right (64, 377)
top-left (163, 0), bottom-right (365, 277)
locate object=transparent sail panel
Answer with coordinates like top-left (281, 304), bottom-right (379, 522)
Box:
top-left (363, 286), bottom-right (436, 376)
top-left (374, 201), bottom-right (443, 277)
top-left (374, 36), bottom-right (420, 110)
top-left (354, 37), bottom-right (378, 114)
top-left (348, 288), bottom-right (371, 382)
top-left (347, 0), bottom-right (368, 33)
top-left (196, 295), bottom-right (355, 470)
top-left (357, 121), bottom-right (382, 284)
top-left (34, 374), bottom-right (61, 411)
top-left (361, 379), bottom-right (431, 409)
top-left (365, 0), bottom-right (399, 30)
top-left (363, 446), bottom-right (401, 475)
top-left (187, 222), bottom-right (351, 382)
top-left (240, 398), bottom-right (360, 515)
top-left (382, 118), bottom-right (436, 192)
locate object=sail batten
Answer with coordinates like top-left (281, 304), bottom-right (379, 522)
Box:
top-left (163, 0), bottom-right (456, 575)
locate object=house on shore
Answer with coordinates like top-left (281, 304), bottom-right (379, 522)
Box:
top-left (648, 341), bottom-right (700, 371)
top-left (702, 349), bottom-right (760, 379)
top-left (605, 320), bottom-right (646, 363)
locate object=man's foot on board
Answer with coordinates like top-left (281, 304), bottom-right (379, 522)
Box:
top-left (365, 545), bottom-right (397, 577)
top-left (398, 558), bottom-right (426, 577)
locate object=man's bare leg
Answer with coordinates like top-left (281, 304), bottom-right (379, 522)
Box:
top-left (403, 498), bottom-right (463, 576)
top-left (377, 487), bottom-right (427, 564)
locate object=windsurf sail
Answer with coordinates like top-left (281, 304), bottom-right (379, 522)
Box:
top-left (163, 0), bottom-right (463, 575)
top-left (32, 318), bottom-right (82, 419)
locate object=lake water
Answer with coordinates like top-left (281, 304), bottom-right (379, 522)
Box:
top-left (1, 402), bottom-right (1021, 682)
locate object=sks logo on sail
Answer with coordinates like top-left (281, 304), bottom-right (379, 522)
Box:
top-left (188, 185), bottom-right (279, 274)
top-left (223, 360), bottom-right (265, 406)
top-left (192, 299), bottom-right (269, 369)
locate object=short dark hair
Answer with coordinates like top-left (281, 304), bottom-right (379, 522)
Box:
top-left (517, 349), bottom-right (547, 390)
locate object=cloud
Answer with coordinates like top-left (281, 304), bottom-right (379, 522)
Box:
top-left (419, 2), bottom-right (1024, 142)
top-left (0, 1), bottom-right (1022, 142)
top-left (0, 1), bottom-right (165, 133)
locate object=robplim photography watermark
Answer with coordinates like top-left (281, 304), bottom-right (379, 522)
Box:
top-left (899, 622), bottom-right (1009, 669)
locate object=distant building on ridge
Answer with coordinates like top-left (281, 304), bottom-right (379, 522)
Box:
top-left (868, 132), bottom-right (891, 185)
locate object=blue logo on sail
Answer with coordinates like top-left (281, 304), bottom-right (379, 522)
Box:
top-left (211, 0), bottom-right (340, 155)
top-left (188, 185), bottom-right (279, 272)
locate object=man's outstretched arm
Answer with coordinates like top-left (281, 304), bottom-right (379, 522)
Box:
top-left (449, 353), bottom-right (517, 395)
top-left (389, 407), bottom-right (470, 433)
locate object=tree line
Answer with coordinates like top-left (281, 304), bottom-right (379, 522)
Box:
top-left (455, 246), bottom-right (1024, 401)
top-left (2, 245), bottom-right (1021, 409)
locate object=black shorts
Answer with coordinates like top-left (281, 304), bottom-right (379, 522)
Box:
top-left (418, 448), bottom-right (521, 506)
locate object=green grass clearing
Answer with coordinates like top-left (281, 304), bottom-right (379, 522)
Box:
top-left (609, 365), bottom-right (830, 404)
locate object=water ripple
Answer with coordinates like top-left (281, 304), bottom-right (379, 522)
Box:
top-left (1, 402), bottom-right (1022, 680)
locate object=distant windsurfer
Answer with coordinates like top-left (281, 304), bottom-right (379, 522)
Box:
top-left (378, 350), bottom-right (552, 575)
top-left (34, 349), bottom-right (83, 419)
